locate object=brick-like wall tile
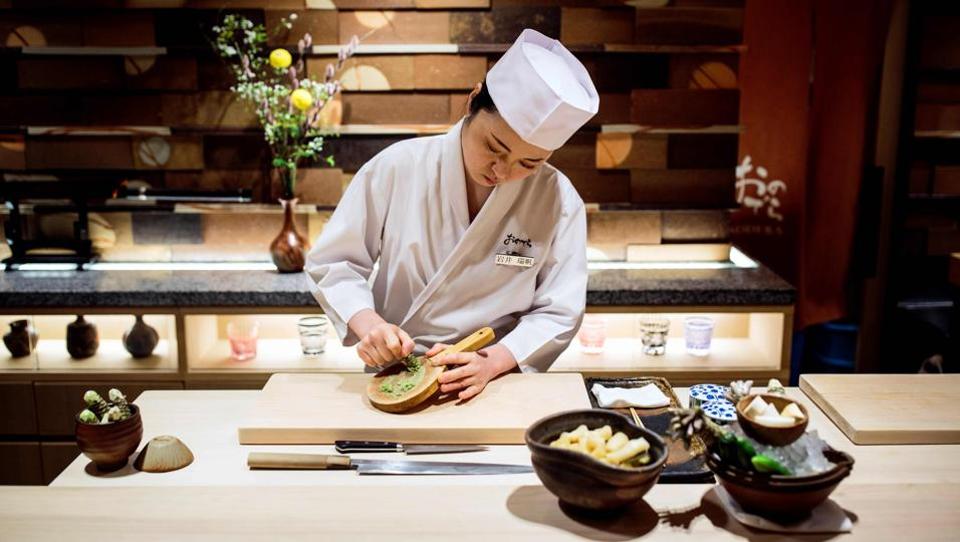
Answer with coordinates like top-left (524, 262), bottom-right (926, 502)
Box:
top-left (634, 7), bottom-right (742, 45)
top-left (17, 58), bottom-right (120, 90)
top-left (548, 131), bottom-right (595, 169)
top-left (26, 137), bottom-right (134, 169)
top-left (269, 167), bottom-right (344, 205)
top-left (203, 135), bottom-right (269, 170)
top-left (125, 56), bottom-right (198, 91)
top-left (332, 135), bottom-right (413, 172)
top-left (668, 54), bottom-right (738, 89)
top-left (132, 136), bottom-right (204, 170)
top-left (266, 10), bottom-right (338, 46)
top-left (630, 169), bottom-right (734, 207)
top-left (566, 169), bottom-right (631, 203)
top-left (631, 89), bottom-right (739, 126)
top-left (661, 210), bottom-right (729, 241)
top-left (588, 211), bottom-right (662, 245)
top-left (342, 93), bottom-right (451, 124)
top-left (311, 56), bottom-right (415, 91)
top-left (340, 11), bottom-right (450, 44)
top-left (667, 133), bottom-right (738, 168)
top-left (561, 7), bottom-right (635, 44)
top-left (83, 12), bottom-right (156, 46)
top-left (0, 135), bottom-right (26, 170)
top-left (595, 132), bottom-right (667, 169)
top-left (450, 6), bottom-right (560, 43)
top-left (413, 55), bottom-right (487, 90)
top-left (933, 165), bottom-right (960, 195)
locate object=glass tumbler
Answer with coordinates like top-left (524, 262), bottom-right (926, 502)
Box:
top-left (226, 320), bottom-right (259, 361)
top-left (638, 317), bottom-right (670, 356)
top-left (578, 317), bottom-right (607, 354)
top-left (298, 316), bottom-right (329, 356)
top-left (683, 316), bottom-right (715, 357)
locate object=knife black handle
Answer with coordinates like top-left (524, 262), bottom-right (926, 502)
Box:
top-left (335, 440), bottom-right (402, 453)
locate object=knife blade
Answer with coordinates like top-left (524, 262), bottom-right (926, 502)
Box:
top-left (247, 452), bottom-right (532, 475)
top-left (334, 440), bottom-right (488, 455)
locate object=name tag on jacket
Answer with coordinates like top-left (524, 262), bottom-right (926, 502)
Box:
top-left (495, 254), bottom-right (535, 268)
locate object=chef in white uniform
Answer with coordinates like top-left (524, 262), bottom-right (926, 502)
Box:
top-left (306, 29), bottom-right (598, 400)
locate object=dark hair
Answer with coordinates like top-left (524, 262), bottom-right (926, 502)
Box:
top-left (467, 80), bottom-right (497, 118)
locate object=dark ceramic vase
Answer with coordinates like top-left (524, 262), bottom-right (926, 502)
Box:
top-left (269, 197), bottom-right (309, 273)
top-left (123, 315), bottom-right (159, 358)
top-left (3, 319), bottom-right (38, 358)
top-left (66, 315), bottom-right (99, 359)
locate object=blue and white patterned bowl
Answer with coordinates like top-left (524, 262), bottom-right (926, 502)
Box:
top-left (702, 399), bottom-right (737, 424)
top-left (688, 383), bottom-right (728, 408)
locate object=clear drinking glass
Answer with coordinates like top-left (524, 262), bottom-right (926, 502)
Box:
top-left (638, 317), bottom-right (670, 356)
top-left (297, 316), bottom-right (328, 356)
top-left (578, 316), bottom-right (607, 354)
top-left (684, 316), bottom-right (715, 357)
top-left (226, 320), bottom-right (259, 361)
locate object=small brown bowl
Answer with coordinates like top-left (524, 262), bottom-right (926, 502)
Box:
top-left (736, 394), bottom-right (808, 446)
top-left (707, 447), bottom-right (854, 521)
top-left (75, 404), bottom-right (143, 472)
top-left (525, 409), bottom-right (667, 512)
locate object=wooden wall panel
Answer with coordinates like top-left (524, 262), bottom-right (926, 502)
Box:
top-left (560, 7), bottom-right (635, 44)
top-left (266, 10), bottom-right (338, 46)
top-left (631, 89), bottom-right (740, 126)
top-left (450, 6), bottom-right (560, 43)
top-left (634, 7), bottom-right (743, 45)
top-left (1, 3), bottom-right (739, 242)
top-left (339, 11), bottom-right (450, 44)
top-left (630, 169), bottom-right (735, 207)
top-left (0, 382), bottom-right (36, 435)
top-left (595, 133), bottom-right (667, 169)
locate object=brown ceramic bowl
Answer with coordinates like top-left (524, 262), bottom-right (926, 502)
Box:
top-left (706, 447), bottom-right (854, 521)
top-left (75, 404), bottom-right (143, 472)
top-left (525, 409), bottom-right (667, 512)
top-left (736, 394), bottom-right (809, 446)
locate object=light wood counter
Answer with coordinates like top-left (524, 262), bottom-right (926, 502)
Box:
top-left (2, 385), bottom-right (955, 540)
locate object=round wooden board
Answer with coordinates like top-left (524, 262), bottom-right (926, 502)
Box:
top-left (367, 327), bottom-right (495, 413)
top-left (367, 362), bottom-right (443, 414)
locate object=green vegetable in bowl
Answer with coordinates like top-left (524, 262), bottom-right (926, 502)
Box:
top-left (78, 409), bottom-right (99, 425)
top-left (670, 406), bottom-right (791, 476)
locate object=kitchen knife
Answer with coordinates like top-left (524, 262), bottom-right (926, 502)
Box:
top-left (334, 440), bottom-right (487, 455)
top-left (247, 452), bottom-right (532, 475)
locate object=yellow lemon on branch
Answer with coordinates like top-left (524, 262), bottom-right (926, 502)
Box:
top-left (290, 88), bottom-right (314, 111)
top-left (269, 48), bottom-right (292, 69)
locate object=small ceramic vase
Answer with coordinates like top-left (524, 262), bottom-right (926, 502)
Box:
top-left (3, 319), bottom-right (38, 358)
top-left (122, 315), bottom-right (159, 358)
top-left (66, 315), bottom-right (99, 359)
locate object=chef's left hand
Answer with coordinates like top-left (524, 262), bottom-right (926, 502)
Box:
top-left (426, 343), bottom-right (517, 401)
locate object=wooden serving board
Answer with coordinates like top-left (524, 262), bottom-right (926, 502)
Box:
top-left (800, 374), bottom-right (960, 445)
top-left (238, 372), bottom-right (590, 445)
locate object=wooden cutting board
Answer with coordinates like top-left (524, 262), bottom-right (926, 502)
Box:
top-left (238, 372), bottom-right (590, 445)
top-left (800, 374), bottom-right (960, 445)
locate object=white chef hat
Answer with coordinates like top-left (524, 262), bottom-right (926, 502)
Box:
top-left (486, 29), bottom-right (599, 151)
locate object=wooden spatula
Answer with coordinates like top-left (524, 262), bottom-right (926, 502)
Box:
top-left (367, 327), bottom-right (495, 413)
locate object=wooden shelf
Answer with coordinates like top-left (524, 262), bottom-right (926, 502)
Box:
top-left (188, 338), bottom-right (361, 373)
top-left (552, 312), bottom-right (786, 382)
top-left (35, 340), bottom-right (176, 373)
top-left (184, 314), bottom-right (361, 373)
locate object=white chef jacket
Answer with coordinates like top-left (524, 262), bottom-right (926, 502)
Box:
top-left (305, 119), bottom-right (587, 372)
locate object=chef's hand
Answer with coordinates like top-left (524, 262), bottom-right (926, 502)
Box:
top-left (426, 343), bottom-right (518, 401)
top-left (349, 309), bottom-right (415, 368)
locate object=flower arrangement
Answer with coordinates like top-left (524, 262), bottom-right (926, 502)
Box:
top-left (212, 13), bottom-right (357, 200)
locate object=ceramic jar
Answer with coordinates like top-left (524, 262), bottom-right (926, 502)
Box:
top-left (66, 315), bottom-right (99, 359)
top-left (122, 315), bottom-right (159, 358)
top-left (3, 319), bottom-right (38, 358)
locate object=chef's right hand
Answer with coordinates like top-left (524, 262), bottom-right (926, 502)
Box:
top-left (358, 322), bottom-right (416, 368)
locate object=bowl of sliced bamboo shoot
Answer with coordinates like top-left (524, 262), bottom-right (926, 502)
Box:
top-left (525, 409), bottom-right (667, 512)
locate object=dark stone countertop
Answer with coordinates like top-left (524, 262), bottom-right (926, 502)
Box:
top-left (0, 265), bottom-right (794, 309)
